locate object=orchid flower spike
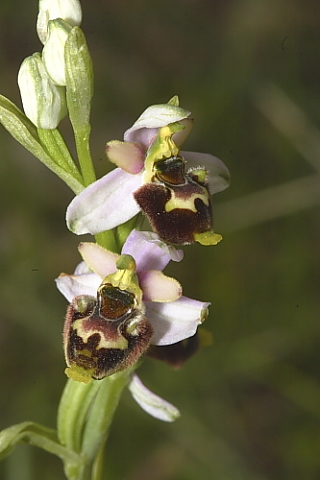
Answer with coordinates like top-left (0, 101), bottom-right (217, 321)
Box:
top-left (56, 230), bottom-right (210, 383)
top-left (66, 96), bottom-right (230, 246)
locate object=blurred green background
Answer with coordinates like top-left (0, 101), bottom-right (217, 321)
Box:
top-left (1, 1), bottom-right (320, 479)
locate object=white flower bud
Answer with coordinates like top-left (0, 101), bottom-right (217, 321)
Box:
top-left (42, 19), bottom-right (72, 86)
top-left (37, 0), bottom-right (82, 44)
top-left (18, 53), bottom-right (67, 129)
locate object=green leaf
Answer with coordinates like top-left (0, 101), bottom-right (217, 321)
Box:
top-left (58, 379), bottom-right (101, 454)
top-left (0, 421), bottom-right (83, 478)
top-left (0, 95), bottom-right (84, 194)
top-left (81, 371), bottom-right (130, 461)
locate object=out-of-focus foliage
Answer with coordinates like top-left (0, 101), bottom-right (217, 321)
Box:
top-left (0, 1), bottom-right (320, 479)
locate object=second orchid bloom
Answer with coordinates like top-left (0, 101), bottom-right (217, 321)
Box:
top-left (66, 96), bottom-right (230, 245)
top-left (56, 230), bottom-right (210, 383)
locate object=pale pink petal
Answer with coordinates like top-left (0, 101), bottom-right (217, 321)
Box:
top-left (124, 103), bottom-right (191, 148)
top-left (106, 140), bottom-right (145, 174)
top-left (182, 151), bottom-right (230, 194)
top-left (146, 296), bottom-right (210, 346)
top-left (128, 374), bottom-right (180, 422)
top-left (66, 168), bottom-right (143, 235)
top-left (140, 270), bottom-right (182, 302)
top-left (55, 272), bottom-right (101, 302)
top-left (78, 242), bottom-right (119, 278)
top-left (122, 230), bottom-right (183, 274)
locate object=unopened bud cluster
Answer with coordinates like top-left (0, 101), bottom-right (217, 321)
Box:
top-left (18, 0), bottom-right (82, 129)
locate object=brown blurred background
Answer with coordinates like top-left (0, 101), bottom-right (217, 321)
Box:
top-left (1, 1), bottom-right (320, 479)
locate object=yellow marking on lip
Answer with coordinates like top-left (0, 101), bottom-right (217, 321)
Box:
top-left (165, 191), bottom-right (209, 213)
top-left (72, 319), bottom-right (129, 350)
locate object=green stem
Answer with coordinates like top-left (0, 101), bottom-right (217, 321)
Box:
top-left (115, 213), bottom-right (143, 251)
top-left (81, 371), bottom-right (130, 463)
top-left (74, 126), bottom-right (96, 187)
top-left (95, 230), bottom-right (118, 253)
top-left (91, 437), bottom-right (107, 480)
top-left (57, 372), bottom-right (130, 480)
top-left (57, 379), bottom-right (101, 454)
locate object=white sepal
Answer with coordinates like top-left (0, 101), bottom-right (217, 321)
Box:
top-left (128, 374), bottom-right (180, 422)
top-left (66, 168), bottom-right (143, 234)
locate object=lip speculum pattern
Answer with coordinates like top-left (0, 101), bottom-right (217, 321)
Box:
top-left (64, 269), bottom-right (153, 383)
top-left (134, 153), bottom-right (216, 245)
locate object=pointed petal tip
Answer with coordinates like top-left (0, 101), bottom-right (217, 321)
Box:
top-left (67, 217), bottom-right (87, 235)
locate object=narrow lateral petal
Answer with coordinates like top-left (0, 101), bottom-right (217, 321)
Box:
top-left (55, 272), bottom-right (100, 302)
top-left (140, 270), bottom-right (182, 302)
top-left (146, 296), bottom-right (210, 346)
top-left (122, 230), bottom-right (183, 274)
top-left (66, 168), bottom-right (143, 234)
top-left (106, 140), bottom-right (145, 174)
top-left (78, 242), bottom-right (119, 278)
top-left (128, 374), bottom-right (180, 422)
top-left (182, 151), bottom-right (230, 194)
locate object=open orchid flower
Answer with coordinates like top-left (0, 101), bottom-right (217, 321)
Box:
top-left (56, 230), bottom-right (208, 420)
top-left (66, 96), bottom-right (230, 245)
top-left (56, 230), bottom-right (210, 380)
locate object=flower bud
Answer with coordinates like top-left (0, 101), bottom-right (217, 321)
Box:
top-left (37, 0), bottom-right (82, 44)
top-left (42, 19), bottom-right (72, 86)
top-left (18, 53), bottom-right (67, 129)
